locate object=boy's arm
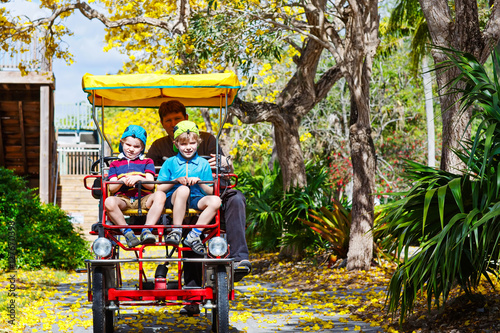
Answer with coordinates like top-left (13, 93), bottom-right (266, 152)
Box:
top-left (107, 176), bottom-right (122, 194)
top-left (121, 173), bottom-right (152, 188)
top-left (198, 183), bottom-right (214, 195)
top-left (157, 183), bottom-right (175, 192)
top-left (126, 173), bottom-right (155, 190)
top-left (156, 159), bottom-right (176, 193)
top-left (158, 176), bottom-right (188, 192)
top-left (197, 160), bottom-right (215, 195)
top-left (121, 160), bottom-right (156, 189)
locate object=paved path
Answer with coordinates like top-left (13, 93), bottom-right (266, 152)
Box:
top-left (17, 249), bottom-right (388, 332)
top-left (19, 276), bottom-right (387, 332)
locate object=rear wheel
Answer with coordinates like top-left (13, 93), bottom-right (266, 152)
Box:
top-left (93, 266), bottom-right (115, 332)
top-left (211, 265), bottom-right (229, 333)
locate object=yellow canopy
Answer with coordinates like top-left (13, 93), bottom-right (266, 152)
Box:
top-left (82, 72), bottom-right (240, 108)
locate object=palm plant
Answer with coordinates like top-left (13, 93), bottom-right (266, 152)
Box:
top-left (239, 160), bottom-right (334, 254)
top-left (377, 49), bottom-right (500, 323)
top-left (238, 162), bottom-right (285, 251)
top-left (299, 200), bottom-right (351, 258)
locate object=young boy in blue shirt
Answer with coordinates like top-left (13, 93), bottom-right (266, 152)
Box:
top-left (105, 125), bottom-right (166, 247)
top-left (157, 121), bottom-right (221, 255)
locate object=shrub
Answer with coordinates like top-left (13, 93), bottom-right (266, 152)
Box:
top-left (238, 159), bottom-right (335, 256)
top-left (0, 167), bottom-right (91, 270)
top-left (299, 200), bottom-right (351, 259)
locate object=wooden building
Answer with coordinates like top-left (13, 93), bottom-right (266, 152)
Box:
top-left (0, 71), bottom-right (56, 203)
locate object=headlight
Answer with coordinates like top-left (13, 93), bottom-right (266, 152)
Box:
top-left (208, 237), bottom-right (227, 257)
top-left (92, 237), bottom-right (112, 258)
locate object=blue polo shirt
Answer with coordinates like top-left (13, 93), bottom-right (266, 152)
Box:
top-left (157, 153), bottom-right (213, 198)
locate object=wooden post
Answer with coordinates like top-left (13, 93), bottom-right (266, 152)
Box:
top-left (40, 85), bottom-right (50, 203)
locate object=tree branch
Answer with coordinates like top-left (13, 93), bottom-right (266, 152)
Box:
top-left (6, 1), bottom-right (189, 36)
top-left (229, 97), bottom-right (280, 124)
top-left (315, 64), bottom-right (343, 101)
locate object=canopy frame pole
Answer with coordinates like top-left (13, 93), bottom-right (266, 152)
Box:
top-left (215, 92), bottom-right (229, 179)
top-left (91, 91), bottom-right (105, 237)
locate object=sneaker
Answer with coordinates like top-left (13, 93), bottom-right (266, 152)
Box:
top-left (179, 303), bottom-right (200, 317)
top-left (141, 229), bottom-right (156, 244)
top-left (165, 230), bottom-right (182, 246)
top-left (234, 260), bottom-right (252, 282)
top-left (124, 230), bottom-right (140, 247)
top-left (182, 235), bottom-right (206, 256)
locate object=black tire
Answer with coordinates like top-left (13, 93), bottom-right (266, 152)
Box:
top-left (211, 266), bottom-right (229, 333)
top-left (93, 266), bottom-right (115, 332)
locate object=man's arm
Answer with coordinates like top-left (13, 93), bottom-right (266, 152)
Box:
top-left (199, 132), bottom-right (234, 172)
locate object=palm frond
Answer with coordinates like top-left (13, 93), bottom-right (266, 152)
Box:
top-left (378, 48), bottom-right (500, 323)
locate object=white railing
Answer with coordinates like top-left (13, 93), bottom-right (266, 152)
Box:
top-left (55, 103), bottom-right (98, 175)
top-left (57, 144), bottom-right (100, 175)
top-left (0, 30), bottom-right (51, 71)
top-left (55, 103), bottom-right (95, 130)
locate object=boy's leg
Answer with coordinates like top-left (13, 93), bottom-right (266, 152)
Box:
top-left (105, 196), bottom-right (140, 247)
top-left (165, 186), bottom-right (190, 245)
top-left (145, 191), bottom-right (167, 225)
top-left (194, 195), bottom-right (222, 228)
top-left (105, 196), bottom-right (128, 225)
top-left (171, 186), bottom-right (190, 226)
top-left (138, 192), bottom-right (166, 244)
top-left (182, 195), bottom-right (220, 256)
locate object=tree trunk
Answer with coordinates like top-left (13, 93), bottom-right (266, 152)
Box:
top-left (274, 117), bottom-right (306, 189)
top-left (418, 0), bottom-right (500, 172)
top-left (346, 80), bottom-right (376, 270)
top-left (347, 122), bottom-right (376, 271)
top-left (344, 0), bottom-right (379, 271)
top-left (422, 56), bottom-right (436, 167)
top-left (433, 59), bottom-right (470, 172)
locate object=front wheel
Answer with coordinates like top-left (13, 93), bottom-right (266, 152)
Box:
top-left (211, 265), bottom-right (229, 333)
top-left (93, 266), bottom-right (115, 333)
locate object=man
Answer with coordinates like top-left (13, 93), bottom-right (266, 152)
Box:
top-left (147, 100), bottom-right (251, 315)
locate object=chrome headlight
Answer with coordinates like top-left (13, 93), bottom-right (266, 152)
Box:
top-left (208, 237), bottom-right (228, 257)
top-left (92, 237), bottom-right (112, 258)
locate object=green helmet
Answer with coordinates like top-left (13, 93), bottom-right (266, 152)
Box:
top-left (173, 120), bottom-right (200, 139)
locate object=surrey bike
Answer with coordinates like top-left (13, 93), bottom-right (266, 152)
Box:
top-left (81, 72), bottom-right (245, 333)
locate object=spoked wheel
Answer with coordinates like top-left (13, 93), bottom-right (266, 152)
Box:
top-left (211, 265), bottom-right (229, 333)
top-left (93, 266), bottom-right (115, 333)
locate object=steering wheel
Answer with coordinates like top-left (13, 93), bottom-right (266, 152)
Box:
top-left (199, 155), bottom-right (212, 160)
top-left (90, 156), bottom-right (119, 174)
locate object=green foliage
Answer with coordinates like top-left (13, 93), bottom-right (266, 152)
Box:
top-left (299, 200), bottom-right (351, 258)
top-left (188, 8), bottom-right (283, 76)
top-left (0, 168), bottom-right (91, 270)
top-left (238, 160), bottom-right (335, 255)
top-left (103, 107), bottom-right (165, 153)
top-left (377, 49), bottom-right (500, 323)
